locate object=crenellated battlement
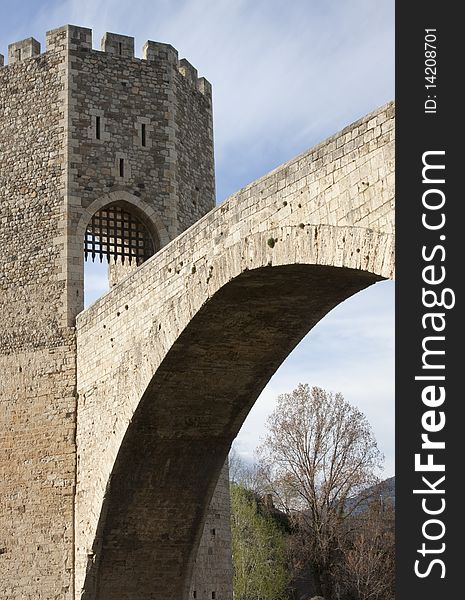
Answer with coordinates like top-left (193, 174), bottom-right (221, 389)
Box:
top-left (45, 24), bottom-right (92, 53)
top-left (0, 24), bottom-right (210, 95)
top-left (101, 32), bottom-right (134, 57)
top-left (8, 36), bottom-right (41, 64)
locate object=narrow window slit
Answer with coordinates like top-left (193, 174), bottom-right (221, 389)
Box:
top-left (96, 116), bottom-right (101, 140)
top-left (118, 42), bottom-right (123, 55)
top-left (141, 123), bottom-right (147, 147)
top-left (119, 158), bottom-right (125, 178)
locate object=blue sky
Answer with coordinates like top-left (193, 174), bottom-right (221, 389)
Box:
top-left (1, 0), bottom-right (395, 475)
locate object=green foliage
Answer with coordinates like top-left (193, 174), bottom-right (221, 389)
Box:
top-left (230, 483), bottom-right (289, 600)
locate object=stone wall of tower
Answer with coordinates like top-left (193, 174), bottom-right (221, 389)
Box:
top-left (0, 35), bottom-right (76, 599)
top-left (0, 24), bottom-right (231, 600)
top-left (57, 26), bottom-right (215, 321)
top-left (189, 463), bottom-right (234, 600)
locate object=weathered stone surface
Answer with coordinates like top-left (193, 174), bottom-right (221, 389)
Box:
top-left (0, 33), bottom-right (75, 599)
top-left (0, 24), bottom-right (223, 599)
top-left (75, 103), bottom-right (394, 597)
top-left (0, 21), bottom-right (394, 600)
top-left (189, 464), bottom-right (232, 600)
top-left (8, 37), bottom-right (40, 64)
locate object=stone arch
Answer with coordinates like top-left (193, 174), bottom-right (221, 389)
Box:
top-left (77, 223), bottom-right (394, 599)
top-left (76, 191), bottom-right (171, 309)
top-left (77, 191), bottom-right (171, 252)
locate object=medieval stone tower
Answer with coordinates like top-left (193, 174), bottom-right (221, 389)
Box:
top-left (0, 25), bottom-right (232, 599)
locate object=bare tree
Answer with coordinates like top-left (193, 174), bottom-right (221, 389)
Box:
top-left (229, 447), bottom-right (266, 494)
top-left (257, 384), bottom-right (383, 598)
top-left (337, 500), bottom-right (395, 600)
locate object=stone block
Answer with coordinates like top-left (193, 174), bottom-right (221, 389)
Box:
top-left (8, 37), bottom-right (40, 64)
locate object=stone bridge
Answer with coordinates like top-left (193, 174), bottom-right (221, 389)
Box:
top-left (75, 102), bottom-right (394, 598)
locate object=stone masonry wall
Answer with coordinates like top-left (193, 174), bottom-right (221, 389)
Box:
top-left (175, 60), bottom-right (215, 232)
top-left (189, 463), bottom-right (233, 600)
top-left (0, 33), bottom-right (76, 599)
top-left (75, 102), bottom-right (394, 597)
top-left (1, 24), bottom-right (225, 599)
top-left (58, 26), bottom-right (224, 598)
top-left (0, 22), bottom-right (394, 598)
top-left (62, 28), bottom-right (215, 321)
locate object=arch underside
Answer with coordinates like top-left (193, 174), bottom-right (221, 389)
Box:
top-left (83, 262), bottom-right (383, 599)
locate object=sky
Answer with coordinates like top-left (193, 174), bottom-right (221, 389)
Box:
top-left (0, 0), bottom-right (395, 476)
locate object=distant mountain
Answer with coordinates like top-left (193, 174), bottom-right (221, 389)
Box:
top-left (346, 476), bottom-right (395, 515)
top-left (380, 475), bottom-right (395, 506)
